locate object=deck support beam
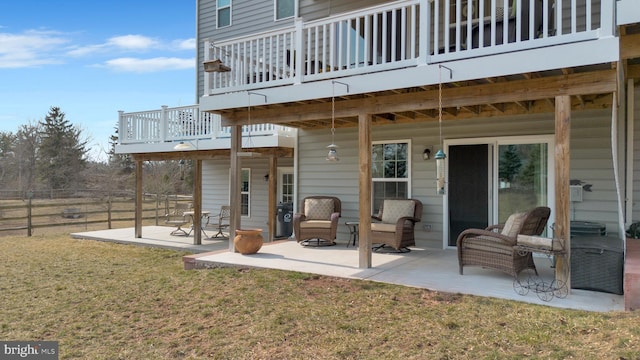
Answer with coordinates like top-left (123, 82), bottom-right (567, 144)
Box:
top-left (268, 156), bottom-right (278, 242)
top-left (358, 113), bottom-right (373, 268)
top-left (193, 159), bottom-right (203, 245)
top-left (229, 124), bottom-right (242, 252)
top-left (555, 95), bottom-right (571, 290)
top-left (135, 160), bottom-right (143, 238)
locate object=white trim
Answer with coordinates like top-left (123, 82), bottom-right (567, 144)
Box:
top-left (371, 139), bottom-right (412, 194)
top-left (216, 0), bottom-right (232, 29)
top-left (274, 0), bottom-right (297, 21)
top-left (626, 80), bottom-right (635, 227)
top-left (443, 135), bottom-right (555, 249)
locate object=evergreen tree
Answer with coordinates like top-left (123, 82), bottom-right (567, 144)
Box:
top-left (108, 125), bottom-right (133, 174)
top-left (498, 145), bottom-right (522, 183)
top-left (37, 107), bottom-right (88, 192)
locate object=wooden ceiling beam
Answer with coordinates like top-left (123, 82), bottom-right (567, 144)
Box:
top-left (222, 69), bottom-right (617, 126)
top-left (131, 147), bottom-right (294, 161)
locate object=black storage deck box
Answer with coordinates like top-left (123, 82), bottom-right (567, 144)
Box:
top-left (571, 235), bottom-right (624, 294)
top-left (571, 221), bottom-right (607, 236)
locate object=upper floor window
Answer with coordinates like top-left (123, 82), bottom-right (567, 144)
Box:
top-left (275, 0), bottom-right (295, 21)
top-left (372, 140), bottom-right (411, 212)
top-left (217, 0), bottom-right (232, 28)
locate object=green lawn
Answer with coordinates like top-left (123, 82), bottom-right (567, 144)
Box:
top-left (1, 234), bottom-right (639, 359)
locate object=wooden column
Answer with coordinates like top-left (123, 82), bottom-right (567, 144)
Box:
top-left (229, 124), bottom-right (242, 252)
top-left (555, 95), bottom-right (571, 289)
top-left (268, 156), bottom-right (278, 242)
top-left (358, 113), bottom-right (373, 268)
top-left (192, 159), bottom-right (203, 245)
top-left (135, 160), bottom-right (143, 238)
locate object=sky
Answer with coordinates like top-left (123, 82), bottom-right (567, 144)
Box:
top-left (0, 1), bottom-right (197, 162)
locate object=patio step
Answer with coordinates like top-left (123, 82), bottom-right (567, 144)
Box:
top-left (625, 238), bottom-right (640, 311)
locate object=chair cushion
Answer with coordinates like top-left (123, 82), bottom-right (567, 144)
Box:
top-left (381, 200), bottom-right (415, 224)
top-left (371, 222), bottom-right (396, 233)
top-left (299, 220), bottom-right (332, 229)
top-left (501, 212), bottom-right (526, 237)
top-left (304, 198), bottom-right (334, 220)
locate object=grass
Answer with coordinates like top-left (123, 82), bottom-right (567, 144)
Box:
top-left (1, 233), bottom-right (640, 359)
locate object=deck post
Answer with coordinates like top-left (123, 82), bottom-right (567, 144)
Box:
top-left (193, 159), bottom-right (203, 245)
top-left (229, 124), bottom-right (242, 252)
top-left (555, 95), bottom-right (571, 290)
top-left (268, 156), bottom-right (278, 242)
top-left (358, 113), bottom-right (373, 268)
top-left (135, 160), bottom-right (143, 238)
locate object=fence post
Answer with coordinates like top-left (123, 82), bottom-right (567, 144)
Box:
top-left (27, 191), bottom-right (33, 236)
top-left (108, 192), bottom-right (113, 229)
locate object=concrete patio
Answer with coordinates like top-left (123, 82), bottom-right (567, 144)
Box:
top-left (71, 226), bottom-right (624, 312)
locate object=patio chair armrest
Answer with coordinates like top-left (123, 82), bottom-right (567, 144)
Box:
top-left (485, 224), bottom-right (504, 232)
top-left (456, 228), bottom-right (516, 248)
top-left (293, 213), bottom-right (306, 224)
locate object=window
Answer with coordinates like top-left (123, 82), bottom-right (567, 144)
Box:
top-left (217, 0), bottom-right (231, 28)
top-left (241, 168), bottom-right (250, 216)
top-left (372, 140), bottom-right (411, 212)
top-left (275, 0), bottom-right (295, 21)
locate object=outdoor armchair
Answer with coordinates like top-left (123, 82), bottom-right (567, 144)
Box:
top-left (457, 206), bottom-right (551, 277)
top-left (371, 199), bottom-right (423, 253)
top-left (203, 205), bottom-right (231, 239)
top-left (293, 196), bottom-right (341, 246)
top-left (164, 201), bottom-right (193, 236)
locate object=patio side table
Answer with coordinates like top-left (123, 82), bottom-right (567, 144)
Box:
top-left (345, 221), bottom-right (359, 247)
top-left (513, 243), bottom-right (567, 301)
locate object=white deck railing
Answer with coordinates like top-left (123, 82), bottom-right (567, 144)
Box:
top-left (118, 105), bottom-right (294, 145)
top-left (204, 0), bottom-right (614, 94)
top-left (121, 0), bottom-right (615, 146)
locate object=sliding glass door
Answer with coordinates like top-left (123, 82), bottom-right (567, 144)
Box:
top-left (446, 136), bottom-right (554, 247)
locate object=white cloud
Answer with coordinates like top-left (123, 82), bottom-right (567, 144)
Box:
top-left (102, 57), bottom-right (195, 73)
top-left (173, 38), bottom-right (196, 50)
top-left (0, 30), bottom-right (69, 68)
top-left (107, 35), bottom-right (159, 50)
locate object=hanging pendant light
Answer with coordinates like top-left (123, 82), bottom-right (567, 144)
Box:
top-left (326, 81), bottom-right (341, 161)
top-left (436, 65), bottom-right (451, 195)
top-left (238, 92), bottom-right (266, 157)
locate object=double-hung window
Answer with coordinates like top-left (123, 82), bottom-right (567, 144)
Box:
top-left (217, 0), bottom-right (231, 28)
top-left (241, 168), bottom-right (250, 216)
top-left (275, 0), bottom-right (295, 21)
top-left (372, 140), bottom-right (411, 212)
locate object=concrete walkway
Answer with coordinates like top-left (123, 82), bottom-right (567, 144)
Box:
top-left (71, 226), bottom-right (624, 312)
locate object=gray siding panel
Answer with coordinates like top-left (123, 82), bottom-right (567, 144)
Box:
top-left (202, 157), bottom-right (294, 238)
top-left (297, 109), bottom-right (620, 249)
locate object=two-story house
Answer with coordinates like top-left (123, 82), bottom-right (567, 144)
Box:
top-left (117, 0), bottom-right (640, 289)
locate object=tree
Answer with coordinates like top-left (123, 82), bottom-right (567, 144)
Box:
top-left (498, 145), bottom-right (522, 183)
top-left (0, 131), bottom-right (17, 186)
top-left (15, 122), bottom-right (40, 193)
top-left (108, 125), bottom-right (133, 174)
top-left (37, 107), bottom-right (88, 192)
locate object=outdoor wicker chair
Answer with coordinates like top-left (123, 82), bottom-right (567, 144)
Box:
top-left (371, 199), bottom-right (423, 253)
top-left (456, 206), bottom-right (551, 277)
top-left (293, 196), bottom-right (341, 246)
